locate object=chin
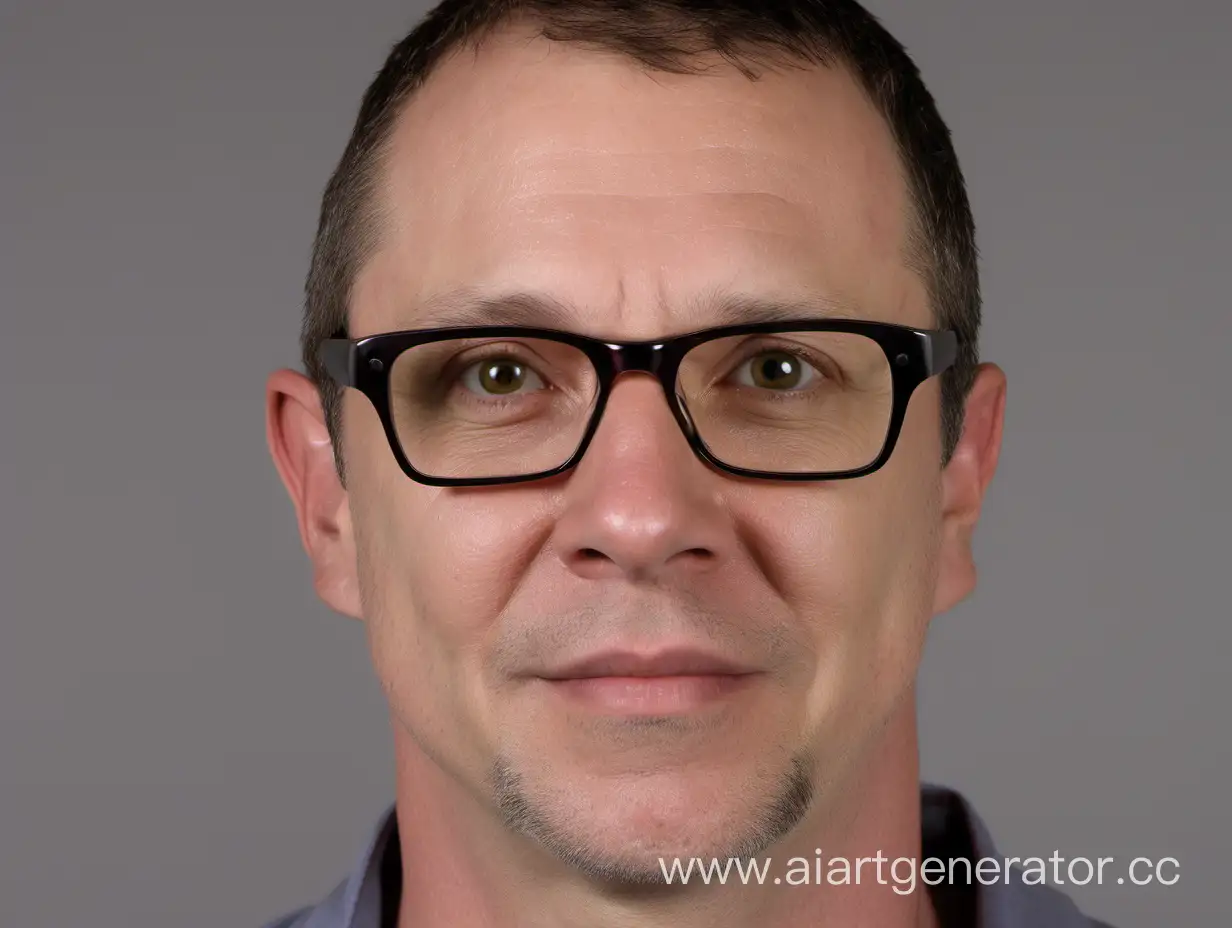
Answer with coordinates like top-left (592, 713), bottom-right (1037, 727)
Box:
top-left (490, 752), bottom-right (815, 884)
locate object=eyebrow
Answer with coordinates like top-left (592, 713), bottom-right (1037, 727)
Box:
top-left (411, 289), bottom-right (578, 329)
top-left (405, 288), bottom-right (863, 332)
top-left (701, 292), bottom-right (862, 326)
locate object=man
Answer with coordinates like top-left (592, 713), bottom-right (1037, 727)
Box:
top-left (263, 1), bottom-right (1109, 926)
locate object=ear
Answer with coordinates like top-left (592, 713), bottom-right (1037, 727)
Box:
top-left (932, 363), bottom-right (1007, 615)
top-left (266, 369), bottom-right (363, 619)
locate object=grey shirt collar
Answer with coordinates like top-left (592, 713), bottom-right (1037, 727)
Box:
top-left (268, 785), bottom-right (1109, 928)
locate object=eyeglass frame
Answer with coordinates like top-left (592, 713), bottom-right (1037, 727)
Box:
top-left (319, 319), bottom-right (959, 488)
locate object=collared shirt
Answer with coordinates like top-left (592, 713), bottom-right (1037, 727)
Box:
top-left (262, 785), bottom-right (1113, 928)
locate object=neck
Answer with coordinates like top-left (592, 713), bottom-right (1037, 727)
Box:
top-left (392, 696), bottom-right (934, 928)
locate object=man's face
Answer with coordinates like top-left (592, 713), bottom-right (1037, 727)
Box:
top-left (339, 33), bottom-right (959, 876)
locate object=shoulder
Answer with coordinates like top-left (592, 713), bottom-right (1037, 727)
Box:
top-left (921, 784), bottom-right (1118, 928)
top-left (256, 874), bottom-right (352, 928)
top-left (259, 910), bottom-right (312, 928)
top-left (991, 876), bottom-right (1118, 927)
top-left (254, 805), bottom-right (398, 928)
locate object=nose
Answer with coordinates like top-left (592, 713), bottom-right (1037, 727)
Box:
top-left (552, 374), bottom-right (732, 583)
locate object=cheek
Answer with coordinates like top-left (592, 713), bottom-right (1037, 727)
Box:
top-left (742, 431), bottom-right (942, 740)
top-left (404, 494), bottom-right (553, 634)
top-left (349, 469), bottom-right (548, 697)
top-left (347, 484), bottom-right (544, 772)
top-left (831, 419), bottom-right (944, 721)
top-left (752, 473), bottom-right (939, 636)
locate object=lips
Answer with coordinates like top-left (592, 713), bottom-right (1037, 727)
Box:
top-left (538, 650), bottom-right (761, 715)
top-left (540, 648), bottom-right (758, 680)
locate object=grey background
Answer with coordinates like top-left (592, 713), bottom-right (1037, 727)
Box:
top-left (1, 1), bottom-right (1227, 925)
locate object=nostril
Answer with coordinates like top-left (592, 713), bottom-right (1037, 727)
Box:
top-left (683, 547), bottom-right (714, 561)
top-left (579, 548), bottom-right (607, 560)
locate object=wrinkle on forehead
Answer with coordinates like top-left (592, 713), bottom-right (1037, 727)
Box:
top-left (356, 30), bottom-right (923, 334)
top-left (385, 31), bottom-right (906, 214)
top-left (506, 145), bottom-right (806, 197)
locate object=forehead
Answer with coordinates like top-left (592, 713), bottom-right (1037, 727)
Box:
top-left (352, 28), bottom-right (927, 336)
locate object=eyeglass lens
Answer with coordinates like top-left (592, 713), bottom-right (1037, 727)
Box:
top-left (387, 331), bottom-right (895, 479)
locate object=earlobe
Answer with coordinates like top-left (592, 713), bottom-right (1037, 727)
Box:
top-left (933, 363), bottom-right (1008, 613)
top-left (266, 369), bottom-right (363, 619)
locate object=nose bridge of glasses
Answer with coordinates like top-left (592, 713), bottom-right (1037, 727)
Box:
top-left (604, 340), bottom-right (686, 409)
top-left (607, 340), bottom-right (667, 376)
top-left (598, 341), bottom-right (696, 441)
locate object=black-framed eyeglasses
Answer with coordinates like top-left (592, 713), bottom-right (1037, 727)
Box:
top-left (319, 320), bottom-right (958, 487)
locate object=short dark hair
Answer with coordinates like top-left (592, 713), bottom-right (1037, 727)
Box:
top-left (302, 0), bottom-right (980, 474)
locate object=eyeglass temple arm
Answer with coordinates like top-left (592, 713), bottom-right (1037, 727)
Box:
top-left (320, 338), bottom-right (355, 387)
top-left (928, 330), bottom-right (959, 375)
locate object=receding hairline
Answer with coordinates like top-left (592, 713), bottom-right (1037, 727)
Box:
top-left (350, 21), bottom-right (935, 318)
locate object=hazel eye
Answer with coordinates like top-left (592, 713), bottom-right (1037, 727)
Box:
top-left (459, 358), bottom-right (546, 396)
top-left (733, 351), bottom-right (820, 390)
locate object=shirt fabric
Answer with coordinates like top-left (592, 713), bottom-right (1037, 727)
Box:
top-left (262, 785), bottom-right (1113, 928)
